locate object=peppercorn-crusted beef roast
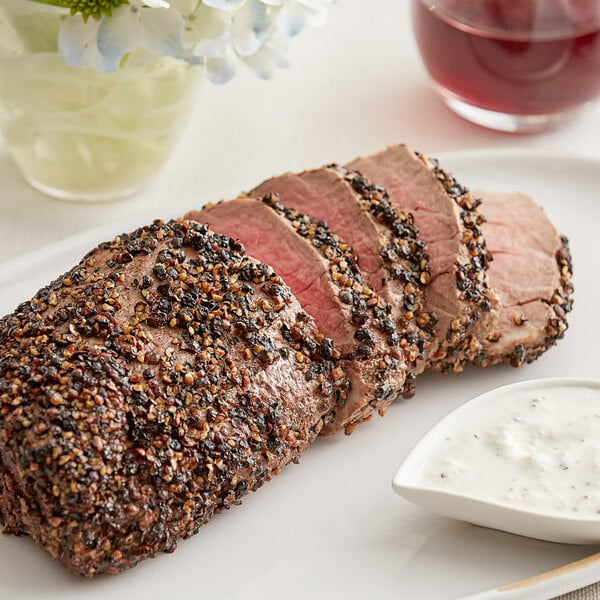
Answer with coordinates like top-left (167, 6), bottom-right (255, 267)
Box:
top-left (474, 190), bottom-right (573, 366)
top-left (349, 145), bottom-right (500, 372)
top-left (0, 144), bottom-right (576, 579)
top-left (250, 165), bottom-right (435, 387)
top-left (186, 194), bottom-right (407, 435)
top-left (0, 220), bottom-right (345, 577)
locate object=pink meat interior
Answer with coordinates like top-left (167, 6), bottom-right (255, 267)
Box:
top-left (349, 146), bottom-right (462, 281)
top-left (191, 199), bottom-right (354, 344)
top-left (252, 170), bottom-right (386, 290)
top-left (478, 190), bottom-right (561, 327)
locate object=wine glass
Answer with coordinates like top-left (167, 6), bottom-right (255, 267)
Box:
top-left (412, 0), bottom-right (600, 132)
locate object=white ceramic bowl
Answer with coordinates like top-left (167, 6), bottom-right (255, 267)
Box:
top-left (392, 377), bottom-right (600, 545)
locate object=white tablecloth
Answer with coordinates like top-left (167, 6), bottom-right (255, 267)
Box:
top-left (0, 1), bottom-right (599, 598)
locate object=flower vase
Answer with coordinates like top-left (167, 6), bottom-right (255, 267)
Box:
top-left (0, 0), bottom-right (203, 202)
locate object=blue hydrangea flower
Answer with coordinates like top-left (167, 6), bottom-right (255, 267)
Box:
top-left (242, 30), bottom-right (290, 79)
top-left (275, 0), bottom-right (335, 37)
top-left (58, 15), bottom-right (122, 71)
top-left (97, 4), bottom-right (184, 63)
top-left (56, 0), bottom-right (335, 81)
top-left (201, 0), bottom-right (245, 11)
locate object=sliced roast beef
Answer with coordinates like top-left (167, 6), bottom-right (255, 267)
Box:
top-left (250, 165), bottom-right (435, 386)
top-left (187, 195), bottom-right (407, 435)
top-left (349, 144), bottom-right (500, 372)
top-left (0, 220), bottom-right (343, 577)
top-left (473, 190), bottom-right (573, 366)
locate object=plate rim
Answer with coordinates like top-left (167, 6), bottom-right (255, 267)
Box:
top-left (1, 147), bottom-right (599, 279)
top-left (1, 146), bottom-right (599, 278)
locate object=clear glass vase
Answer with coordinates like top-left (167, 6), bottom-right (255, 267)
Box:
top-left (0, 0), bottom-right (203, 201)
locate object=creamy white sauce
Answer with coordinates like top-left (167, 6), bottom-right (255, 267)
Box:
top-left (416, 385), bottom-right (600, 517)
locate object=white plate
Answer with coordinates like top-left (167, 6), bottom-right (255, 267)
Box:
top-left (0, 150), bottom-right (599, 600)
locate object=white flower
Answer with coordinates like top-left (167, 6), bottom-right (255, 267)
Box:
top-left (242, 30), bottom-right (290, 79)
top-left (58, 2), bottom-right (185, 72)
top-left (142, 0), bottom-right (171, 7)
top-left (177, 2), bottom-right (235, 82)
top-left (191, 31), bottom-right (238, 83)
top-left (201, 0), bottom-right (245, 11)
top-left (230, 0), bottom-right (268, 57)
top-left (56, 0), bottom-right (335, 81)
top-left (58, 15), bottom-right (121, 72)
top-left (97, 3), bottom-right (184, 66)
top-left (275, 0), bottom-right (334, 37)
top-left (179, 2), bottom-right (231, 49)
top-left (188, 0), bottom-right (269, 83)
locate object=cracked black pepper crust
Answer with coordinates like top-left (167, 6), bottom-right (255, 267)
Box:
top-left (253, 193), bottom-right (409, 434)
top-left (0, 220), bottom-right (344, 577)
top-left (329, 165), bottom-right (437, 393)
top-left (415, 152), bottom-right (500, 373)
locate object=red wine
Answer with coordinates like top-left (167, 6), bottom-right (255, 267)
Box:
top-left (412, 0), bottom-right (600, 115)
